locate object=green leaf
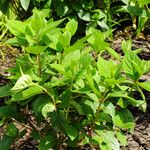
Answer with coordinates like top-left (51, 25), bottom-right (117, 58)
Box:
top-left (138, 82), bottom-right (150, 92)
top-left (62, 50), bottom-right (81, 67)
top-left (5, 37), bottom-right (20, 46)
top-left (116, 131), bottom-right (127, 146)
top-left (42, 103), bottom-right (56, 118)
top-left (75, 54), bottom-right (92, 81)
top-left (39, 18), bottom-right (66, 37)
top-left (127, 6), bottom-right (149, 17)
top-left (78, 10), bottom-right (91, 21)
top-left (106, 47), bottom-right (120, 60)
top-left (112, 109), bottom-right (135, 130)
top-left (71, 101), bottom-right (84, 115)
top-left (86, 69), bottom-right (101, 97)
top-left (138, 0), bottom-right (150, 5)
top-left (103, 102), bottom-right (115, 117)
top-left (0, 85), bottom-right (11, 97)
top-left (0, 106), bottom-right (18, 119)
top-left (96, 112), bottom-right (112, 123)
top-left (95, 130), bottom-right (120, 150)
top-left (10, 85), bottom-right (43, 102)
top-left (29, 11), bottom-right (46, 32)
top-left (117, 98), bottom-right (128, 108)
top-left (25, 46), bottom-right (47, 54)
top-left (81, 98), bottom-right (98, 115)
top-left (50, 64), bottom-right (65, 75)
top-left (64, 35), bottom-right (91, 54)
top-left (66, 125), bottom-right (78, 141)
top-left (106, 91), bottom-right (145, 108)
top-left (143, 60), bottom-right (150, 74)
top-left (59, 31), bottom-right (71, 48)
top-left (20, 0), bottom-right (30, 11)
top-left (5, 123), bottom-right (18, 138)
top-left (122, 39), bottom-right (132, 53)
top-left (66, 19), bottom-right (78, 36)
top-left (11, 74), bottom-right (32, 92)
top-left (59, 90), bottom-right (72, 107)
top-left (38, 134), bottom-right (56, 150)
top-left (97, 57), bottom-right (118, 79)
top-left (33, 95), bottom-right (51, 121)
top-left (0, 135), bottom-right (14, 150)
top-left (50, 111), bottom-right (68, 132)
top-left (123, 50), bottom-right (143, 80)
top-left (6, 20), bottom-right (26, 36)
top-left (87, 28), bottom-right (110, 52)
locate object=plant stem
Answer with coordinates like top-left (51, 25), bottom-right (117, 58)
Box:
top-left (65, 80), bottom-right (74, 119)
top-left (37, 54), bottom-right (41, 77)
top-left (33, 83), bottom-right (56, 108)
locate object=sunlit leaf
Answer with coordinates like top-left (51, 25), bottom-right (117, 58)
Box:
top-left (66, 19), bottom-right (78, 36)
top-left (116, 131), bottom-right (127, 146)
top-left (112, 109), bottom-right (135, 130)
top-left (42, 103), bottom-right (56, 118)
top-left (20, 0), bottom-right (30, 11)
top-left (25, 46), bottom-right (47, 54)
top-left (11, 74), bottom-right (32, 92)
top-left (10, 85), bottom-right (43, 102)
top-left (138, 82), bottom-right (150, 92)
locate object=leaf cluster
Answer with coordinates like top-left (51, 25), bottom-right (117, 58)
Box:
top-left (0, 8), bottom-right (150, 150)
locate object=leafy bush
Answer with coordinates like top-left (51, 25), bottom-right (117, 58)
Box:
top-left (1, 0), bottom-right (149, 36)
top-left (0, 9), bottom-right (150, 150)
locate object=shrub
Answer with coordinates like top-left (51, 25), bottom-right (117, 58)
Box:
top-left (0, 9), bottom-right (150, 150)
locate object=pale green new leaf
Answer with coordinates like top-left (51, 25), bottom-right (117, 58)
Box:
top-left (20, 0), bottom-right (30, 11)
top-left (122, 39), bottom-right (132, 53)
top-left (64, 35), bottom-right (91, 54)
top-left (138, 82), bottom-right (150, 92)
top-left (86, 70), bottom-right (101, 97)
top-left (143, 60), bottom-right (150, 74)
top-left (66, 19), bottom-right (78, 36)
top-left (97, 57), bottom-right (117, 78)
top-left (6, 20), bottom-right (27, 36)
top-left (10, 85), bottom-right (43, 102)
top-left (25, 46), bottom-right (47, 54)
top-left (123, 50), bottom-right (143, 80)
top-left (116, 131), bottom-right (127, 146)
top-left (39, 18), bottom-right (66, 37)
top-left (62, 50), bottom-right (81, 67)
top-left (95, 130), bottom-right (120, 150)
top-left (103, 102), bottom-right (115, 117)
top-left (11, 74), bottom-right (32, 92)
top-left (42, 103), bottom-right (56, 118)
top-left (138, 0), bottom-right (150, 5)
top-left (50, 64), bottom-right (65, 75)
top-left (106, 47), bottom-right (120, 60)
